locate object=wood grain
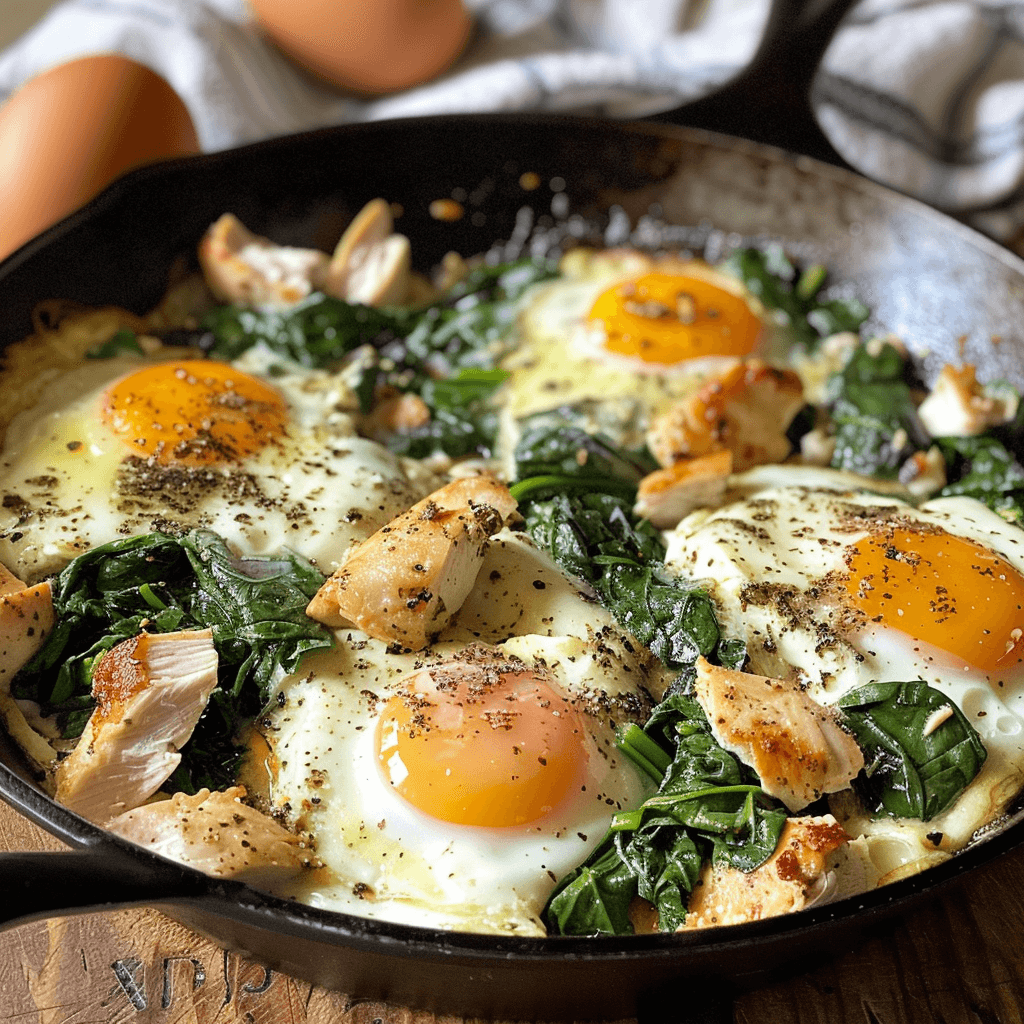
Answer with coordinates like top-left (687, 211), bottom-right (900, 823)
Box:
top-left (734, 848), bottom-right (1024, 1024)
top-left (2, 796), bottom-right (1024, 1024)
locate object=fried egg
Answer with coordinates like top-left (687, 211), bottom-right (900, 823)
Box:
top-left (260, 530), bottom-right (666, 934)
top-left (663, 466), bottom-right (1024, 860)
top-left (501, 249), bottom-right (778, 428)
top-left (0, 345), bottom-right (441, 580)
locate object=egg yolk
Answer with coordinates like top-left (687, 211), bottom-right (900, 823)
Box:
top-left (843, 526), bottom-right (1024, 673)
top-left (101, 360), bottom-right (288, 466)
top-left (375, 658), bottom-right (587, 827)
top-left (588, 271), bottom-right (762, 365)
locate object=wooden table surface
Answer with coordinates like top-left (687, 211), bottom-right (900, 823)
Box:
top-left (3, 797), bottom-right (1024, 1024)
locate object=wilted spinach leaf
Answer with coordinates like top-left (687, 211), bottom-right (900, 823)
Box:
top-left (201, 294), bottom-right (406, 366)
top-left (723, 245), bottom-right (868, 349)
top-left (12, 530), bottom-right (332, 793)
top-left (388, 257), bottom-right (557, 381)
top-left (827, 341), bottom-right (928, 478)
top-left (936, 433), bottom-right (1024, 525)
top-left (524, 491), bottom-right (664, 576)
top-left (544, 693), bottom-right (787, 935)
top-left (511, 413), bottom-right (658, 503)
top-left (837, 680), bottom-right (986, 821)
top-left (598, 561), bottom-right (723, 672)
top-left (522, 492), bottom-right (724, 671)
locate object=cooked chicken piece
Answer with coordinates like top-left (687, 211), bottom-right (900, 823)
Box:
top-left (433, 250), bottom-right (469, 292)
top-left (321, 197), bottom-right (412, 307)
top-left (682, 815), bottom-right (849, 929)
top-left (55, 629), bottom-right (219, 825)
top-left (694, 657), bottom-right (864, 812)
top-left (341, 234), bottom-right (411, 306)
top-left (359, 391), bottom-right (431, 442)
top-left (0, 571), bottom-right (57, 769)
top-left (0, 577), bottom-right (52, 681)
top-left (326, 198), bottom-right (391, 276)
top-left (634, 450), bottom-right (732, 528)
top-left (199, 201), bottom-right (413, 311)
top-left (917, 364), bottom-right (1018, 437)
top-left (647, 358), bottom-right (804, 471)
top-left (797, 425), bottom-right (835, 466)
top-left (108, 786), bottom-right (313, 885)
top-left (898, 445), bottom-right (947, 496)
top-left (198, 213), bottom-right (330, 308)
top-left (307, 477), bottom-right (518, 650)
top-left (0, 561), bottom-right (25, 596)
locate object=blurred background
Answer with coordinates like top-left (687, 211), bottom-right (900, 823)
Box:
top-left (3, 0), bottom-right (1024, 257)
top-left (3, 1), bottom-right (59, 50)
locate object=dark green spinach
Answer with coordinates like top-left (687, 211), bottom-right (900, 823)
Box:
top-left (522, 492), bottom-right (727, 672)
top-left (723, 245), bottom-right (868, 349)
top-left (837, 680), bottom-right (987, 821)
top-left (511, 413), bottom-right (658, 504)
top-left (827, 341), bottom-right (928, 478)
top-left (12, 530), bottom-right (332, 793)
top-left (936, 433), bottom-right (1024, 525)
top-left (544, 693), bottom-right (787, 935)
top-left (395, 258), bottom-right (557, 377)
top-left (201, 294), bottom-right (405, 366)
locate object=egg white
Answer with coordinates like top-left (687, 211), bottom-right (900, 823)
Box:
top-left (500, 249), bottom-right (782, 430)
top-left (259, 528), bottom-right (666, 935)
top-left (663, 466), bottom-right (1024, 866)
top-left (0, 344), bottom-right (442, 580)
top-left (262, 628), bottom-right (653, 935)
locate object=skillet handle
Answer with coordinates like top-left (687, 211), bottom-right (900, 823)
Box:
top-left (0, 850), bottom-right (210, 929)
top-left (654, 0), bottom-right (859, 165)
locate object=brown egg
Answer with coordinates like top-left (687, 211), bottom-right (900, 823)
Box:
top-left (0, 55), bottom-right (200, 261)
top-left (249, 0), bottom-right (473, 96)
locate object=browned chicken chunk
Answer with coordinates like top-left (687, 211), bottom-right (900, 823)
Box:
top-left (108, 786), bottom-right (313, 884)
top-left (693, 657), bottom-right (864, 812)
top-left (682, 815), bottom-right (849, 929)
top-left (0, 568), bottom-right (56, 769)
top-left (634, 449), bottom-right (732, 527)
top-left (55, 629), bottom-right (219, 824)
top-left (306, 477), bottom-right (518, 650)
top-left (647, 358), bottom-right (804, 471)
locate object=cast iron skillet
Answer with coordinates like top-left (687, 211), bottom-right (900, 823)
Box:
top-left (4, 1), bottom-right (1024, 1020)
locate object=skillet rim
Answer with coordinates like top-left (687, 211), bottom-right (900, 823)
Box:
top-left (3, 742), bottom-right (1024, 964)
top-left (5, 111), bottom-right (1024, 288)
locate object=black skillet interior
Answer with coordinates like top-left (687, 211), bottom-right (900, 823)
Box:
top-left (4, 114), bottom-right (1024, 1021)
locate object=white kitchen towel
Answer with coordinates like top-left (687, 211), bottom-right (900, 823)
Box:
top-left (2, 0), bottom-right (1024, 246)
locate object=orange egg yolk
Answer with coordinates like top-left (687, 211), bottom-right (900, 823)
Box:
top-left (374, 660), bottom-right (587, 827)
top-left (587, 271), bottom-right (762, 365)
top-left (843, 526), bottom-right (1024, 673)
top-left (101, 360), bottom-right (288, 467)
